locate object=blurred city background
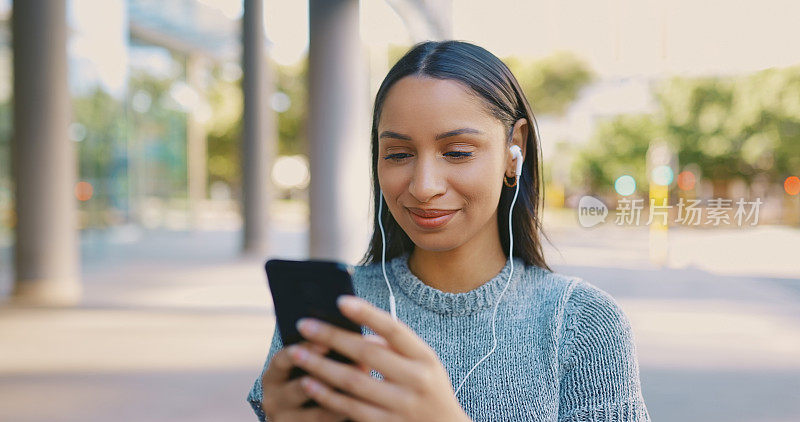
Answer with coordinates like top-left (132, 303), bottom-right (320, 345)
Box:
top-left (0, 0), bottom-right (798, 421)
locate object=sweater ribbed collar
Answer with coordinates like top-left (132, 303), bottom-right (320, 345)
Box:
top-left (387, 252), bottom-right (525, 316)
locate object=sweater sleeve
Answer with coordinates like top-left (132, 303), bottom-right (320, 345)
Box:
top-left (557, 280), bottom-right (651, 422)
top-left (246, 322), bottom-right (284, 422)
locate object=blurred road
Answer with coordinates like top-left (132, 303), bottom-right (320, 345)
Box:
top-left (0, 218), bottom-right (799, 421)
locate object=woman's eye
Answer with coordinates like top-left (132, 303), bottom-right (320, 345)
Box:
top-left (382, 151), bottom-right (472, 161)
top-left (443, 151), bottom-right (473, 159)
top-left (383, 152), bottom-right (412, 161)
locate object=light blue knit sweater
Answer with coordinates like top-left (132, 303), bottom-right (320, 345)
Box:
top-left (247, 253), bottom-right (651, 421)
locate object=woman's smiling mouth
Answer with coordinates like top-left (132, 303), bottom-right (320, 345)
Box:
top-left (406, 207), bottom-right (459, 229)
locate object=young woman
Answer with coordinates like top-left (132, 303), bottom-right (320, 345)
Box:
top-left (247, 40), bottom-right (651, 422)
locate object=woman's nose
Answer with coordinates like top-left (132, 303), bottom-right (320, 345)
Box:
top-left (408, 156), bottom-right (446, 203)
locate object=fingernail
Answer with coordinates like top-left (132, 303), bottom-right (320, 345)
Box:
top-left (337, 295), bottom-right (360, 311)
top-left (297, 318), bottom-right (320, 335)
top-left (290, 346), bottom-right (309, 363)
top-left (301, 377), bottom-right (322, 394)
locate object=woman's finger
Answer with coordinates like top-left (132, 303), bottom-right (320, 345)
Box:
top-left (262, 347), bottom-right (295, 384)
top-left (263, 342), bottom-right (325, 385)
top-left (306, 341), bottom-right (330, 355)
top-left (356, 335), bottom-right (388, 373)
top-left (364, 334), bottom-right (389, 348)
top-left (336, 295), bottom-right (434, 360)
top-left (299, 376), bottom-right (394, 422)
top-left (296, 319), bottom-right (420, 384)
top-left (261, 377), bottom-right (311, 413)
top-left (288, 347), bottom-right (413, 412)
top-left (262, 342), bottom-right (331, 414)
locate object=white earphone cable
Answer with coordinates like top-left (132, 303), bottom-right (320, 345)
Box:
top-left (378, 195), bottom-right (398, 321)
top-left (453, 171), bottom-right (520, 399)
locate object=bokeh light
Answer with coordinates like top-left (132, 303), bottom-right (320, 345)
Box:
top-left (271, 155), bottom-right (310, 189)
top-left (614, 175), bottom-right (636, 196)
top-left (74, 181), bottom-right (93, 201)
top-left (677, 170), bottom-right (696, 191)
top-left (785, 176), bottom-right (800, 195)
top-left (651, 165), bottom-right (674, 186)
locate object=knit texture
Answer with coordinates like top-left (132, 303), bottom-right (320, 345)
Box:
top-left (247, 253), bottom-right (651, 421)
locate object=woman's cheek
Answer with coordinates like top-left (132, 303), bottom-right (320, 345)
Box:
top-left (377, 166), bottom-right (409, 213)
top-left (449, 161), bottom-right (503, 208)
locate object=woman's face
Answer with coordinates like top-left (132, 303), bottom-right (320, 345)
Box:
top-left (377, 76), bottom-right (515, 253)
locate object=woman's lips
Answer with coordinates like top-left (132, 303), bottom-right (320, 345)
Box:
top-left (406, 207), bottom-right (458, 229)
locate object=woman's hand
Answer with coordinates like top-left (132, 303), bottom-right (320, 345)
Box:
top-left (285, 295), bottom-right (472, 422)
top-left (260, 341), bottom-right (350, 422)
top-left (260, 333), bottom-right (390, 421)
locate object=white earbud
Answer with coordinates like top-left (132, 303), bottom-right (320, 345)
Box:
top-left (509, 145), bottom-right (523, 178)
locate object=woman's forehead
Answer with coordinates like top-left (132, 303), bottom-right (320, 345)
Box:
top-left (378, 76), bottom-right (501, 136)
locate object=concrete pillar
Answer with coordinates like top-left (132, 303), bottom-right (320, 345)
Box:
top-left (186, 54), bottom-right (208, 229)
top-left (308, 0), bottom-right (370, 263)
top-left (10, 0), bottom-right (81, 306)
top-left (241, 0), bottom-right (275, 256)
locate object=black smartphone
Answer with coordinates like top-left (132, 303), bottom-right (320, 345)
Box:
top-left (264, 259), bottom-right (363, 408)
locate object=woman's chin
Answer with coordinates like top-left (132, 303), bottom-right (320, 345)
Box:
top-left (406, 231), bottom-right (464, 253)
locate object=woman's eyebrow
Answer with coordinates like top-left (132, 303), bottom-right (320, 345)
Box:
top-left (378, 127), bottom-right (483, 141)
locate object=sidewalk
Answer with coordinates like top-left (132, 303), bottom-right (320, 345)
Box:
top-left (0, 230), bottom-right (281, 422)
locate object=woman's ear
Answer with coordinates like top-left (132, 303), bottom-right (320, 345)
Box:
top-left (506, 118), bottom-right (529, 178)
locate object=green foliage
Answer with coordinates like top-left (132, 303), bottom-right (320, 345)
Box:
top-left (0, 100), bottom-right (10, 181)
top-left (655, 66), bottom-right (800, 183)
top-left (72, 87), bottom-right (127, 227)
top-left (128, 70), bottom-right (188, 198)
top-left (0, 100), bottom-right (11, 234)
top-left (571, 114), bottom-right (661, 192)
top-left (206, 58), bottom-right (308, 192)
top-left (274, 59), bottom-right (308, 155)
top-left (506, 51), bottom-right (595, 116)
top-left (572, 65), bottom-right (800, 195)
top-left (73, 88), bottom-right (125, 179)
top-left (206, 65), bottom-right (242, 190)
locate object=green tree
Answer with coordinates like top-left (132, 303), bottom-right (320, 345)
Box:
top-left (72, 87), bottom-right (127, 228)
top-left (206, 64), bottom-right (243, 191)
top-left (506, 51), bottom-right (595, 116)
top-left (571, 114), bottom-right (662, 193)
top-left (654, 66), bottom-right (800, 185)
top-left (571, 65), bottom-right (800, 196)
top-left (205, 58), bottom-right (308, 193)
top-left (128, 70), bottom-right (188, 199)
